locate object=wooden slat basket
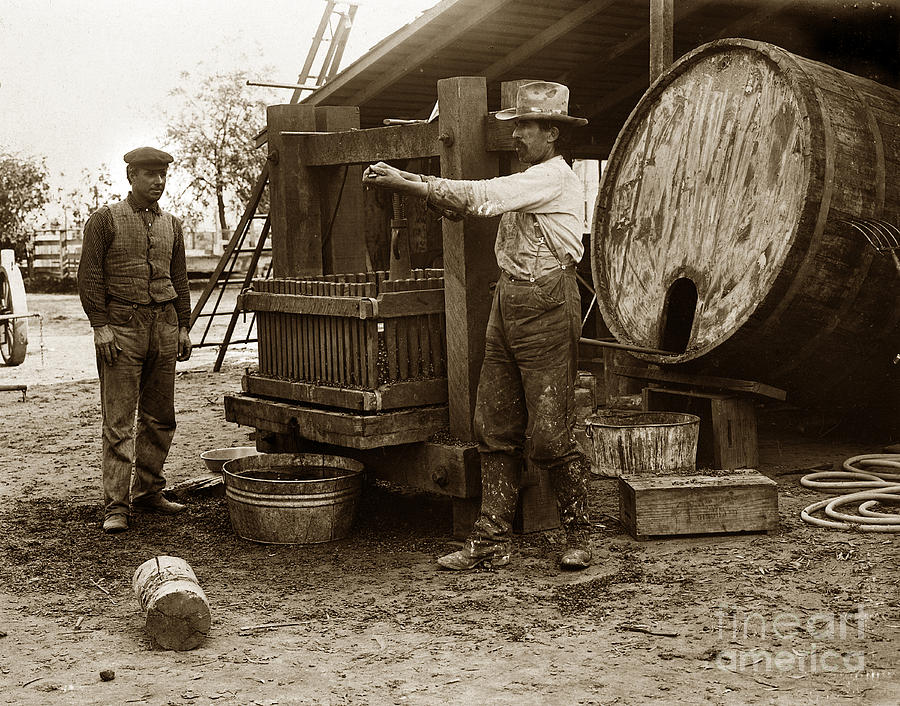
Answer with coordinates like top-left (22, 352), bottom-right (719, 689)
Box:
top-left (239, 268), bottom-right (447, 412)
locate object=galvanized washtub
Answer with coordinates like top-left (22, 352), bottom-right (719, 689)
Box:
top-left (585, 411), bottom-right (700, 477)
top-left (223, 453), bottom-right (364, 544)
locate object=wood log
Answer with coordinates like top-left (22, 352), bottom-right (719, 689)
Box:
top-left (132, 556), bottom-right (211, 651)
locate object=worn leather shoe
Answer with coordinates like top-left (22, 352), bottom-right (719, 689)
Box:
top-left (102, 514), bottom-right (128, 534)
top-left (132, 494), bottom-right (186, 514)
top-left (437, 540), bottom-right (510, 570)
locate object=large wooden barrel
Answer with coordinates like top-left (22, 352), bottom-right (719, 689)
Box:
top-left (592, 39), bottom-right (900, 414)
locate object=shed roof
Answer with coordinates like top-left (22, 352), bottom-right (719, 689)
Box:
top-left (302, 0), bottom-right (899, 153)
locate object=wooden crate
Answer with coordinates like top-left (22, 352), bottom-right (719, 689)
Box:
top-left (619, 471), bottom-right (778, 539)
top-left (239, 269), bottom-right (446, 411)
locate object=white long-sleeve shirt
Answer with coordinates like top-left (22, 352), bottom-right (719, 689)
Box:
top-left (424, 155), bottom-right (585, 280)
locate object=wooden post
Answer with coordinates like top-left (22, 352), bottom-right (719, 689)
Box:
top-left (438, 76), bottom-right (499, 440)
top-left (132, 556), bottom-right (211, 651)
top-left (267, 104), bottom-right (321, 278)
top-left (315, 106), bottom-right (368, 275)
top-left (649, 0), bottom-right (674, 82)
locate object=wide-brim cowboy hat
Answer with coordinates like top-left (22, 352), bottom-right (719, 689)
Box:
top-left (495, 81), bottom-right (588, 126)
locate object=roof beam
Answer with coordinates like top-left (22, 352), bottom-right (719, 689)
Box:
top-left (351, 0), bottom-right (516, 109)
top-left (305, 0), bottom-right (476, 106)
top-left (582, 0), bottom-right (793, 118)
top-left (481, 0), bottom-right (618, 82)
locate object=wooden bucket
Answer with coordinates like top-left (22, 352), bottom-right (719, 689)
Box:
top-left (585, 411), bottom-right (699, 477)
top-left (223, 453), bottom-right (364, 544)
top-left (592, 39), bottom-right (900, 412)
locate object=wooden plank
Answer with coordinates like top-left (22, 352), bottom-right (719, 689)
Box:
top-left (274, 280), bottom-right (284, 377)
top-left (372, 289), bottom-right (446, 317)
top-left (301, 0), bottom-right (477, 108)
top-left (351, 0), bottom-right (516, 107)
top-left (266, 104), bottom-right (321, 278)
top-left (316, 282), bottom-right (326, 381)
top-left (223, 394), bottom-right (449, 449)
top-left (618, 472), bottom-right (779, 539)
top-left (243, 373), bottom-right (447, 412)
top-left (239, 289), bottom-right (444, 319)
top-left (482, 1), bottom-right (615, 82)
top-left (366, 320), bottom-right (378, 388)
top-left (284, 280), bottom-right (299, 380)
top-left (397, 308), bottom-right (409, 381)
top-left (614, 365), bottom-right (787, 401)
top-left (649, 0), bottom-right (674, 82)
top-left (418, 313), bottom-right (432, 377)
top-left (352, 441), bottom-right (481, 499)
top-left (711, 396), bottom-right (759, 469)
top-left (452, 498), bottom-right (480, 540)
top-left (438, 76), bottom-right (499, 440)
top-left (300, 281), bottom-right (310, 380)
top-left (239, 290), bottom-right (365, 318)
top-left (514, 465), bottom-right (560, 533)
top-left (288, 122), bottom-right (440, 166)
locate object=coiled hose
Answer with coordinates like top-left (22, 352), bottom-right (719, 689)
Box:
top-left (800, 454), bottom-right (900, 532)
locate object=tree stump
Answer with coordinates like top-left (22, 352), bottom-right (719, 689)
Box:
top-left (132, 556), bottom-right (210, 650)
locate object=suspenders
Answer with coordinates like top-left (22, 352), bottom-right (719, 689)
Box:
top-left (531, 214), bottom-right (567, 281)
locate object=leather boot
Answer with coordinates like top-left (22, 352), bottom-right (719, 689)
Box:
top-left (437, 452), bottom-right (520, 570)
top-left (132, 493), bottom-right (186, 514)
top-left (552, 454), bottom-right (593, 570)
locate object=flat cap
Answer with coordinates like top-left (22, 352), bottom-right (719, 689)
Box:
top-left (123, 146), bottom-right (173, 167)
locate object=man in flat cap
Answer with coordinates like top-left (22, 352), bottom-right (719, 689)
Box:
top-left (364, 81), bottom-right (593, 571)
top-left (77, 146), bottom-right (192, 533)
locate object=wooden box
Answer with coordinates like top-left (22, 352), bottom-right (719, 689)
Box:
top-left (239, 269), bottom-right (446, 412)
top-left (619, 471), bottom-right (778, 539)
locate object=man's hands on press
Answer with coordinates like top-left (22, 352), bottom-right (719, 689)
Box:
top-left (362, 162), bottom-right (425, 195)
top-left (177, 326), bottom-right (192, 362)
top-left (93, 325), bottom-right (121, 366)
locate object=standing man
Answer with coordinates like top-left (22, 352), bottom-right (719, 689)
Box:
top-left (363, 81), bottom-right (592, 571)
top-left (77, 147), bottom-right (192, 534)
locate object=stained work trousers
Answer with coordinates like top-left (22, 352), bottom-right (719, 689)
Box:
top-left (471, 267), bottom-right (591, 544)
top-left (97, 300), bottom-right (178, 518)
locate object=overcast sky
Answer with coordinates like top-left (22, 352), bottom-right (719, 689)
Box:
top-left (0, 0), bottom-right (439, 199)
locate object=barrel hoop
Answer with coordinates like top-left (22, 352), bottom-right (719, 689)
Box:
top-left (226, 486), bottom-right (360, 507)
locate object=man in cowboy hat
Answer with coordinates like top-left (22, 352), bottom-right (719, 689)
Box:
top-left (77, 146), bottom-right (192, 534)
top-left (363, 81), bottom-right (593, 571)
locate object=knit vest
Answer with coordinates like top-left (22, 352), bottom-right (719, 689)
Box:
top-left (105, 200), bottom-right (178, 304)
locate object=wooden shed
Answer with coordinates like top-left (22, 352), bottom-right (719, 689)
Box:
top-left (224, 1), bottom-right (899, 534)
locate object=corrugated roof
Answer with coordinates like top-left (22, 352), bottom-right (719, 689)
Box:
top-left (302, 0), bottom-right (899, 153)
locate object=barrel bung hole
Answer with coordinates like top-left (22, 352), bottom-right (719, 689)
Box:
top-left (661, 278), bottom-right (697, 354)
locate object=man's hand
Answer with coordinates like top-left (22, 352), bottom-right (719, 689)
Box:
top-left (177, 326), bottom-right (192, 362)
top-left (362, 162), bottom-right (426, 196)
top-left (93, 325), bottom-right (121, 366)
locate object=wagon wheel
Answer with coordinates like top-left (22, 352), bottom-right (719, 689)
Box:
top-left (0, 254), bottom-right (28, 366)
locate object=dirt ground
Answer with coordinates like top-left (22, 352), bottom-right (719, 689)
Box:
top-left (0, 292), bottom-right (897, 706)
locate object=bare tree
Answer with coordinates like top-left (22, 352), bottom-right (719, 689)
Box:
top-left (64, 164), bottom-right (122, 228)
top-left (164, 68), bottom-right (270, 235)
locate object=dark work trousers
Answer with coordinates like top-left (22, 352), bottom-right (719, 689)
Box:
top-left (97, 300), bottom-right (179, 518)
top-left (471, 267), bottom-right (590, 544)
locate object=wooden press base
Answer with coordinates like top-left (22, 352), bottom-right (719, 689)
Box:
top-left (619, 471), bottom-right (779, 540)
top-left (224, 393), bottom-right (448, 449)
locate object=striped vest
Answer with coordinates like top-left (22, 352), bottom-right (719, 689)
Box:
top-left (105, 200), bottom-right (178, 304)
